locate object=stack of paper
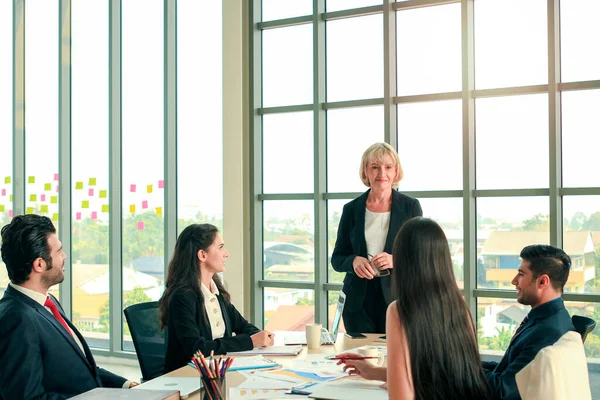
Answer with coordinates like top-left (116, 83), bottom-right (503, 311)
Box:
top-left (227, 345), bottom-right (303, 356)
top-left (308, 380), bottom-right (388, 400)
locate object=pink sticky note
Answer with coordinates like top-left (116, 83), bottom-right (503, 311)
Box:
top-left (142, 200), bottom-right (148, 209)
top-left (76, 212), bottom-right (81, 220)
top-left (91, 211), bottom-right (97, 220)
top-left (8, 210), bottom-right (13, 218)
top-left (158, 180), bottom-right (164, 189)
top-left (1, 189), bottom-right (5, 196)
top-left (130, 184), bottom-right (136, 192)
top-left (53, 173), bottom-right (59, 181)
top-left (40, 194), bottom-right (46, 202)
top-left (88, 188), bottom-right (94, 196)
top-left (137, 221), bottom-right (144, 230)
top-left (55, 185), bottom-right (59, 192)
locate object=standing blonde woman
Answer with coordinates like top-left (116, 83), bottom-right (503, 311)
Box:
top-left (331, 143), bottom-right (422, 333)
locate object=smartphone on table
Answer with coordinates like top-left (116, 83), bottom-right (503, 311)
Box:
top-left (345, 332), bottom-right (367, 339)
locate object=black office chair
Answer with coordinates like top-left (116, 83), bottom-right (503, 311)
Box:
top-left (123, 301), bottom-right (166, 382)
top-left (571, 315), bottom-right (596, 343)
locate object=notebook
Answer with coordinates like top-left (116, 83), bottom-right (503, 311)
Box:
top-left (71, 388), bottom-right (179, 400)
top-left (133, 377), bottom-right (202, 399)
top-left (283, 291), bottom-right (346, 345)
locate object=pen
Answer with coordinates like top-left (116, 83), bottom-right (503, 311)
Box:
top-left (329, 356), bottom-right (378, 361)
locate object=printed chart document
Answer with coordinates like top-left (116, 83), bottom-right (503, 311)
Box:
top-left (187, 355), bottom-right (281, 372)
top-left (308, 379), bottom-right (388, 400)
top-left (227, 345), bottom-right (303, 356)
top-left (229, 388), bottom-right (306, 399)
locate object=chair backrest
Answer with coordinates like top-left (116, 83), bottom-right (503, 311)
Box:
top-left (123, 301), bottom-right (165, 381)
top-left (571, 315), bottom-right (596, 343)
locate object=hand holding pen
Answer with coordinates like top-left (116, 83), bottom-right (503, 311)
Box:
top-left (334, 352), bottom-right (383, 381)
top-left (251, 330), bottom-right (275, 348)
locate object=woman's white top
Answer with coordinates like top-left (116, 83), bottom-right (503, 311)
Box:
top-left (200, 280), bottom-right (226, 339)
top-left (365, 209), bottom-right (391, 258)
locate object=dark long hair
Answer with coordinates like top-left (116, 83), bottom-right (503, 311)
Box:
top-left (392, 217), bottom-right (492, 400)
top-left (158, 224), bottom-right (231, 330)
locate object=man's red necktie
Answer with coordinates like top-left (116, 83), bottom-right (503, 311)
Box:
top-left (44, 296), bottom-right (74, 338)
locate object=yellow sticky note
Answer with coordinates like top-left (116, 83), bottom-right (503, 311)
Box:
top-left (44, 183), bottom-right (52, 191)
top-left (30, 194), bottom-right (37, 202)
top-left (155, 207), bottom-right (162, 216)
top-left (99, 190), bottom-right (107, 198)
top-left (129, 204), bottom-right (136, 213)
top-left (50, 196), bottom-right (58, 204)
top-left (89, 177), bottom-right (97, 186)
top-left (52, 213), bottom-right (59, 221)
top-left (4, 176), bottom-right (10, 184)
top-left (0, 205), bottom-right (4, 212)
top-left (26, 207), bottom-right (34, 214)
top-left (81, 200), bottom-right (89, 209)
top-left (28, 176), bottom-right (35, 184)
top-left (9, 194), bottom-right (12, 201)
top-left (102, 204), bottom-right (109, 213)
top-left (75, 182), bottom-right (84, 190)
top-left (40, 205), bottom-right (48, 213)
top-left (147, 185), bottom-right (153, 193)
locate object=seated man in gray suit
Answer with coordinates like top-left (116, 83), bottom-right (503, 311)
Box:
top-left (0, 214), bottom-right (138, 400)
top-left (483, 244), bottom-right (575, 400)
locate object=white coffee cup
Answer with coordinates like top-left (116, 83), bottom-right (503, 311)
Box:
top-left (306, 323), bottom-right (325, 349)
top-left (357, 346), bottom-right (385, 366)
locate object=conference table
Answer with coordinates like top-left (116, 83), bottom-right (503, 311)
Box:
top-left (140, 333), bottom-right (386, 399)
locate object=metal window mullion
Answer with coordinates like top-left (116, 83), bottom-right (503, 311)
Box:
top-left (313, 0), bottom-right (327, 326)
top-left (13, 0), bottom-right (25, 216)
top-left (461, 0), bottom-right (476, 322)
top-left (164, 0), bottom-right (177, 280)
top-left (547, 0), bottom-right (562, 247)
top-left (58, 0), bottom-right (72, 316)
top-left (383, 0), bottom-right (397, 147)
top-left (108, 0), bottom-right (123, 352)
top-left (249, 0), bottom-right (264, 327)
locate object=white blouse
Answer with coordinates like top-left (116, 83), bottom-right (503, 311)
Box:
top-left (200, 280), bottom-right (226, 340)
top-left (365, 209), bottom-right (390, 258)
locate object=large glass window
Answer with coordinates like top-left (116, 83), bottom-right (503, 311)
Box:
top-left (560, 1), bottom-right (600, 83)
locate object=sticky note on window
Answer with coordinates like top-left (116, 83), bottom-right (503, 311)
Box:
top-left (9, 194), bottom-right (12, 201)
top-left (76, 212), bottom-right (81, 220)
top-left (4, 176), bottom-right (10, 184)
top-left (40, 205), bottom-right (48, 213)
top-left (89, 177), bottom-right (96, 186)
top-left (50, 196), bottom-right (58, 204)
top-left (30, 194), bottom-right (37, 202)
top-left (28, 176), bottom-right (35, 184)
top-left (130, 184), bottom-right (136, 193)
top-left (55, 185), bottom-right (59, 192)
top-left (8, 209), bottom-right (13, 218)
top-left (26, 207), bottom-right (34, 214)
top-left (155, 207), bottom-right (162, 216)
top-left (44, 183), bottom-right (52, 191)
top-left (99, 190), bottom-right (107, 198)
top-left (1, 189), bottom-right (5, 196)
top-left (147, 185), bottom-right (153, 193)
top-left (137, 221), bottom-right (144, 230)
top-left (0, 205), bottom-right (4, 212)
top-left (142, 200), bottom-right (148, 209)
top-left (82, 200), bottom-right (89, 209)
top-left (88, 188), bottom-right (94, 196)
top-left (75, 182), bottom-right (84, 190)
top-left (129, 205), bottom-right (136, 213)
top-left (102, 204), bottom-right (109, 213)
top-left (91, 211), bottom-right (97, 220)
top-left (40, 194), bottom-right (46, 202)
top-left (52, 213), bottom-right (59, 221)
top-left (53, 173), bottom-right (59, 181)
top-left (158, 180), bottom-right (164, 189)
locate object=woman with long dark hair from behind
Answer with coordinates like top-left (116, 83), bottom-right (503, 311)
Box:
top-left (159, 224), bottom-right (274, 373)
top-left (337, 217), bottom-right (492, 399)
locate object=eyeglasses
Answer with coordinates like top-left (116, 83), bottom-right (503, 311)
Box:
top-left (367, 254), bottom-right (390, 277)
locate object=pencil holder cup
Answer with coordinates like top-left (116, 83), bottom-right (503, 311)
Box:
top-left (201, 376), bottom-right (226, 400)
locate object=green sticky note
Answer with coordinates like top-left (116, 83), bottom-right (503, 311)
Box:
top-left (81, 200), bottom-right (89, 209)
top-left (51, 213), bottom-right (59, 221)
top-left (101, 204), bottom-right (109, 213)
top-left (30, 194), bottom-right (37, 202)
top-left (26, 207), bottom-right (34, 214)
top-left (28, 176), bottom-right (35, 184)
top-left (89, 177), bottom-right (97, 186)
top-left (44, 183), bottom-right (52, 191)
top-left (4, 176), bottom-right (10, 184)
top-left (99, 190), bottom-right (107, 198)
top-left (50, 196), bottom-right (58, 204)
top-left (0, 205), bottom-right (4, 212)
top-left (9, 194), bottom-right (12, 201)
top-left (40, 205), bottom-right (48, 213)
top-left (75, 182), bottom-right (84, 190)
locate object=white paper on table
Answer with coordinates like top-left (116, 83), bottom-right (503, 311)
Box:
top-left (227, 345), bottom-right (303, 356)
top-left (336, 346), bottom-right (387, 357)
top-left (239, 370), bottom-right (305, 386)
top-left (228, 388), bottom-right (306, 400)
top-left (236, 377), bottom-right (296, 390)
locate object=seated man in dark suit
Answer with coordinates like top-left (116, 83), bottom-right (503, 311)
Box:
top-left (483, 244), bottom-right (575, 400)
top-left (0, 214), bottom-right (138, 400)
